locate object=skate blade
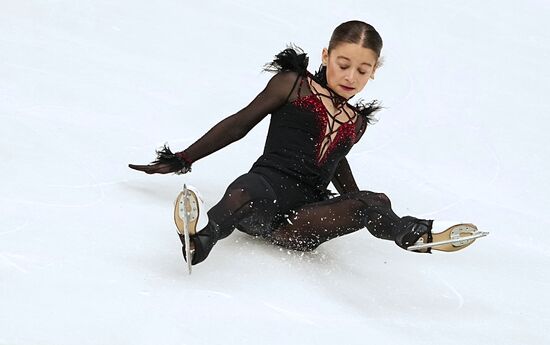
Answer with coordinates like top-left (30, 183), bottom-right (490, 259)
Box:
top-left (173, 186), bottom-right (199, 237)
top-left (173, 184), bottom-right (199, 274)
top-left (181, 245), bottom-right (195, 273)
top-left (407, 224), bottom-right (489, 252)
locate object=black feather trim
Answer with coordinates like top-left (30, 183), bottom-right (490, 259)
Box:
top-left (153, 144), bottom-right (180, 164)
top-left (263, 44), bottom-right (309, 75)
top-left (150, 144), bottom-right (185, 171)
top-left (312, 64), bottom-right (328, 88)
top-left (354, 99), bottom-right (383, 125)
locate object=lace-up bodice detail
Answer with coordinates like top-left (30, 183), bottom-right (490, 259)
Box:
top-left (291, 74), bottom-right (359, 165)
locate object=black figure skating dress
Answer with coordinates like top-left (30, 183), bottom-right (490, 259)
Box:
top-left (174, 47), bottom-right (433, 263)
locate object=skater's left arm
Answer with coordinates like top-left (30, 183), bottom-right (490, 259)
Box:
top-left (331, 113), bottom-right (374, 194)
top-left (331, 115), bottom-right (370, 194)
top-left (331, 158), bottom-right (360, 195)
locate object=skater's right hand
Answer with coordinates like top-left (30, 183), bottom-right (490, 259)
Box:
top-left (129, 145), bottom-right (192, 175)
top-left (128, 162), bottom-right (186, 174)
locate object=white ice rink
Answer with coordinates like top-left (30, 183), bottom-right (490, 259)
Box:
top-left (1, 1), bottom-right (549, 344)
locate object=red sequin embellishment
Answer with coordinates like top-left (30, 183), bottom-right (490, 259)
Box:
top-left (292, 94), bottom-right (356, 165)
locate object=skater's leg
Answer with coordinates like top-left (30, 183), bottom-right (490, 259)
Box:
top-left (207, 173), bottom-right (278, 239)
top-left (270, 191), bottom-right (432, 251)
top-left (188, 172), bottom-right (278, 265)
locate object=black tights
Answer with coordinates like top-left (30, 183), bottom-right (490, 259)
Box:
top-left (270, 190), bottom-right (404, 250)
top-left (191, 172), bottom-right (429, 261)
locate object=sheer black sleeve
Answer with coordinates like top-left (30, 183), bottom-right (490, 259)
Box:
top-left (181, 71), bottom-right (301, 163)
top-left (331, 157), bottom-right (360, 195)
top-left (180, 46), bottom-right (309, 164)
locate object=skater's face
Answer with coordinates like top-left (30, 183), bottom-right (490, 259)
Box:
top-left (322, 42), bottom-right (379, 99)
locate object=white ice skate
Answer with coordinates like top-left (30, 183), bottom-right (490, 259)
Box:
top-left (407, 222), bottom-right (489, 252)
top-left (173, 184), bottom-right (204, 274)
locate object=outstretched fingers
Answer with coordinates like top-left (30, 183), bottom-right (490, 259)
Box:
top-left (128, 163), bottom-right (176, 174)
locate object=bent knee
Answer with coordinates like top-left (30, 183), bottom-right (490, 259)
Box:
top-left (354, 191), bottom-right (391, 208)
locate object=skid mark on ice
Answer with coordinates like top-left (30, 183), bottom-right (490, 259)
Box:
top-left (185, 288), bottom-right (233, 299)
top-left (201, 290), bottom-right (233, 299)
top-left (45, 179), bottom-right (130, 189)
top-left (0, 219), bottom-right (29, 236)
top-left (0, 253), bottom-right (32, 274)
top-left (261, 302), bottom-right (317, 326)
top-left (420, 269), bottom-right (465, 311)
top-left (1, 108), bottom-right (109, 207)
top-left (0, 163), bottom-right (107, 207)
top-left (439, 278), bottom-right (465, 310)
top-left (0, 187), bottom-right (104, 209)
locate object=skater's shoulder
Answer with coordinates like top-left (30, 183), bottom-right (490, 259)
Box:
top-left (266, 69), bottom-right (304, 89)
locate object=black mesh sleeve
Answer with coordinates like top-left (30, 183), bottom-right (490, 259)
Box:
top-left (354, 115), bottom-right (368, 144)
top-left (331, 157), bottom-right (360, 195)
top-left (181, 71), bottom-right (300, 163)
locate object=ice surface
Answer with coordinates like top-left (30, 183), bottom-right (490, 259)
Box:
top-left (1, 1), bottom-right (549, 344)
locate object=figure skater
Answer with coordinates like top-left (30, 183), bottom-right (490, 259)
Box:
top-left (129, 20), bottom-right (486, 267)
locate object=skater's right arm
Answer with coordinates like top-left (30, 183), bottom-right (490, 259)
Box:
top-left (181, 71), bottom-right (299, 163)
top-left (129, 71), bottom-right (300, 174)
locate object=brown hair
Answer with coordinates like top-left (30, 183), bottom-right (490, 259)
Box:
top-left (328, 20), bottom-right (383, 57)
